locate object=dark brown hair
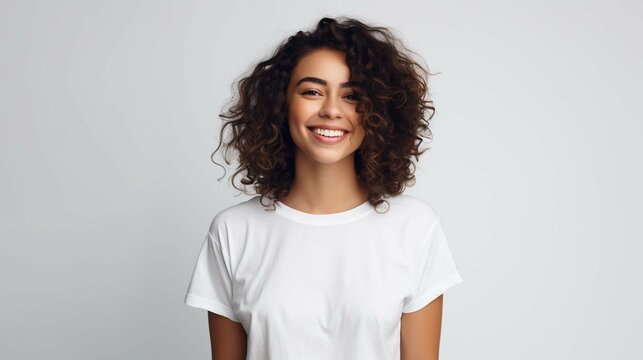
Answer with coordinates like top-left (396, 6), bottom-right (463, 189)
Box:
top-left (212, 16), bottom-right (436, 211)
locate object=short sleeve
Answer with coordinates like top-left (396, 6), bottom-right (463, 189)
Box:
top-left (184, 230), bottom-right (240, 322)
top-left (402, 217), bottom-right (464, 313)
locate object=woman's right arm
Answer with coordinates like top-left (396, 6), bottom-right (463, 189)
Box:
top-left (208, 311), bottom-right (247, 360)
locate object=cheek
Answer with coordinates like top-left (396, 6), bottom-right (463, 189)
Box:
top-left (352, 118), bottom-right (366, 137)
top-left (289, 99), bottom-right (317, 123)
top-left (355, 127), bottom-right (367, 144)
top-left (287, 101), bottom-right (312, 142)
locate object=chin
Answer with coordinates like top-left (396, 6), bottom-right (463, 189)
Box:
top-left (308, 150), bottom-right (356, 165)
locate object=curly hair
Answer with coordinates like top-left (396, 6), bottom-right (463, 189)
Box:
top-left (212, 16), bottom-right (436, 211)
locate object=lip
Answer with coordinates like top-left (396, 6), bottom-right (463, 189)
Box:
top-left (307, 127), bottom-right (348, 145)
top-left (307, 125), bottom-right (350, 132)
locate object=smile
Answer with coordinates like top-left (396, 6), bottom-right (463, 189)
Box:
top-left (307, 127), bottom-right (348, 145)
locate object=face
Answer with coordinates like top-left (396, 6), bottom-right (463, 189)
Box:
top-left (285, 48), bottom-right (365, 165)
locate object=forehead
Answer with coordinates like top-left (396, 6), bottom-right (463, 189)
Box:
top-left (290, 48), bottom-right (350, 84)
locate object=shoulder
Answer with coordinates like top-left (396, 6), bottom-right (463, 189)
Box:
top-left (208, 195), bottom-right (268, 233)
top-left (378, 194), bottom-right (443, 250)
top-left (384, 193), bottom-right (440, 225)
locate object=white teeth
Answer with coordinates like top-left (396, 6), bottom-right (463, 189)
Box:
top-left (312, 128), bottom-right (345, 137)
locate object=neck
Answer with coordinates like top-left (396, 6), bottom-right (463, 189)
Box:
top-left (279, 152), bottom-right (368, 214)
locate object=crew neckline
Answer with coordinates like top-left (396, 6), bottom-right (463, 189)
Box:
top-left (273, 199), bottom-right (374, 226)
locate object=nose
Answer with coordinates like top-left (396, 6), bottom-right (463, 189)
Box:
top-left (318, 95), bottom-right (342, 119)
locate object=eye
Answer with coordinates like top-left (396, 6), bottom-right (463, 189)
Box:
top-left (344, 94), bottom-right (360, 101)
top-left (301, 89), bottom-right (321, 96)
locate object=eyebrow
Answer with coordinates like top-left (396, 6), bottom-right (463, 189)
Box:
top-left (295, 76), bottom-right (359, 88)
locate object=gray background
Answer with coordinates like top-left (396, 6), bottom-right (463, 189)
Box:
top-left (1, 0), bottom-right (641, 359)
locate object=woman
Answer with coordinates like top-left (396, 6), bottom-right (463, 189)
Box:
top-left (184, 16), bottom-right (464, 360)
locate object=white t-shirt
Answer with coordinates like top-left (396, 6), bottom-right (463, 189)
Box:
top-left (184, 193), bottom-right (464, 360)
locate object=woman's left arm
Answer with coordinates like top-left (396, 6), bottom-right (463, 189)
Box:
top-left (400, 294), bottom-right (444, 360)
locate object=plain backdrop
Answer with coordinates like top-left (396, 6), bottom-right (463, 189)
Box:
top-left (1, 0), bottom-right (641, 359)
